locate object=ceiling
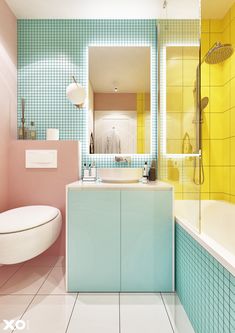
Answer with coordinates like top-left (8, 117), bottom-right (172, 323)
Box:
top-left (89, 47), bottom-right (150, 93)
top-left (201, 0), bottom-right (235, 19)
top-left (5, 0), bottom-right (199, 19)
top-left (5, 0), bottom-right (233, 23)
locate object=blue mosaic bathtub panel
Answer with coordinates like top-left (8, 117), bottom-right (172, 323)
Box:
top-left (17, 20), bottom-right (157, 168)
top-left (176, 223), bottom-right (235, 333)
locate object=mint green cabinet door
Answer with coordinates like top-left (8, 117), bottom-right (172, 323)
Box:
top-left (121, 190), bottom-right (173, 292)
top-left (67, 190), bottom-right (120, 292)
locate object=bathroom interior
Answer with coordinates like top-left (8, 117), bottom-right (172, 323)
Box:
top-left (0, 0), bottom-right (234, 332)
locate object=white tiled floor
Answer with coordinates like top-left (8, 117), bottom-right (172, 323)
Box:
top-left (0, 295), bottom-right (34, 332)
top-left (38, 266), bottom-right (68, 295)
top-left (0, 255), bottom-right (195, 333)
top-left (0, 264), bottom-right (23, 288)
top-left (120, 293), bottom-right (173, 333)
top-left (162, 294), bottom-right (195, 333)
top-left (67, 294), bottom-right (119, 333)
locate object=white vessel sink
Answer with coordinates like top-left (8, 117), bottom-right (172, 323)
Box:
top-left (98, 168), bottom-right (143, 183)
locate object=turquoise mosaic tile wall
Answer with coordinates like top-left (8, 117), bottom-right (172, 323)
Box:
top-left (17, 20), bottom-right (157, 168)
top-left (176, 223), bottom-right (235, 333)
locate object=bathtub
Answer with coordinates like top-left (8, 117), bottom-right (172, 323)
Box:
top-left (175, 200), bottom-right (235, 276)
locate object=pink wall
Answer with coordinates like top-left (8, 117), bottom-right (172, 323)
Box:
top-left (0, 3), bottom-right (80, 257)
top-left (8, 141), bottom-right (81, 255)
top-left (0, 0), bottom-right (17, 212)
top-left (94, 93), bottom-right (136, 110)
top-left (94, 93), bottom-right (150, 111)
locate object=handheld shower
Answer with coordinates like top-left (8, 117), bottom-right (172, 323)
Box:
top-left (193, 41), bottom-right (234, 185)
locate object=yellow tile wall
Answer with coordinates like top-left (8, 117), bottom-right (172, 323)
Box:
top-left (201, 2), bottom-right (235, 203)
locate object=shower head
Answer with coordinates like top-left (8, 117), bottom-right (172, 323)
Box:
top-left (203, 42), bottom-right (234, 64)
top-left (201, 96), bottom-right (209, 110)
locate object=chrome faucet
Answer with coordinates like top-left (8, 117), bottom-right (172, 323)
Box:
top-left (115, 156), bottom-right (131, 165)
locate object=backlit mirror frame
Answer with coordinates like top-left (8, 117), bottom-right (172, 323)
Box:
top-left (161, 43), bottom-right (201, 158)
top-left (87, 44), bottom-right (153, 156)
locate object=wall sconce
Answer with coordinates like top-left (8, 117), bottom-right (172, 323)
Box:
top-left (66, 76), bottom-right (86, 108)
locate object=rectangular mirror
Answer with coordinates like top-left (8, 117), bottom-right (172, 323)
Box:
top-left (88, 46), bottom-right (151, 154)
top-left (166, 45), bottom-right (200, 155)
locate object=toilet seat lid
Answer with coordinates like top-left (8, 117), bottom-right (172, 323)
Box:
top-left (0, 206), bottom-right (60, 234)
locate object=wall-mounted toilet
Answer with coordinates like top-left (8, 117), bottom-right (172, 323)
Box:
top-left (0, 206), bottom-right (62, 265)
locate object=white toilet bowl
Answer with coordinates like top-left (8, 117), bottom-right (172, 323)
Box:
top-left (0, 205), bottom-right (62, 265)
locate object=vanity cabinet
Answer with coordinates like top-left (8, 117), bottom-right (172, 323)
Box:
top-left (66, 182), bottom-right (173, 292)
top-left (121, 190), bottom-right (173, 292)
top-left (67, 190), bottom-right (121, 292)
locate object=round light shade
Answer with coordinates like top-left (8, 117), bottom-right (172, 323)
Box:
top-left (66, 83), bottom-right (86, 106)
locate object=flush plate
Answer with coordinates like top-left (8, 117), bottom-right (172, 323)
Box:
top-left (25, 150), bottom-right (57, 168)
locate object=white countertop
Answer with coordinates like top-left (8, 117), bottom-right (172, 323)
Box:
top-left (67, 180), bottom-right (173, 190)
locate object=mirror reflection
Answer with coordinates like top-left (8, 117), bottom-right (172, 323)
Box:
top-left (88, 46), bottom-right (151, 154)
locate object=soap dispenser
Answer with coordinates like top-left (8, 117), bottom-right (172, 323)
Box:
top-left (142, 162), bottom-right (148, 183)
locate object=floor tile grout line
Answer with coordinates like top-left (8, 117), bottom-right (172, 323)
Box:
top-left (34, 265), bottom-right (57, 296)
top-left (10, 291), bottom-right (76, 333)
top-left (10, 264), bottom-right (62, 333)
top-left (0, 265), bottom-right (55, 296)
top-left (0, 257), bottom-right (60, 293)
top-left (35, 260), bottom-right (66, 295)
top-left (10, 292), bottom-right (38, 333)
top-left (119, 293), bottom-right (121, 333)
top-left (0, 263), bottom-right (25, 291)
top-left (33, 255), bottom-right (62, 295)
top-left (35, 293), bottom-right (77, 296)
top-left (65, 293), bottom-right (79, 333)
top-left (160, 292), bottom-right (175, 333)
top-left (0, 293), bottom-right (75, 296)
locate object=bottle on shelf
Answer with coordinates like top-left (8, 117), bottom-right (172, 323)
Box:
top-left (91, 161), bottom-right (97, 179)
top-left (29, 121), bottom-right (37, 140)
top-left (142, 161), bottom-right (148, 183)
